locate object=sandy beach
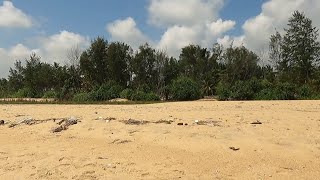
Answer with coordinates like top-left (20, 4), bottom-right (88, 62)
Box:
top-left (0, 101), bottom-right (320, 179)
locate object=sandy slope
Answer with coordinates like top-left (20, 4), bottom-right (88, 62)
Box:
top-left (0, 101), bottom-right (320, 179)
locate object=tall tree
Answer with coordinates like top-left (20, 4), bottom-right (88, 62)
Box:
top-left (80, 37), bottom-right (108, 87)
top-left (8, 60), bottom-right (24, 92)
top-left (0, 78), bottom-right (8, 97)
top-left (131, 43), bottom-right (157, 91)
top-left (269, 31), bottom-right (283, 70)
top-left (179, 45), bottom-right (210, 81)
top-left (281, 11), bottom-right (320, 84)
top-left (106, 42), bottom-right (132, 87)
top-left (222, 45), bottom-right (259, 84)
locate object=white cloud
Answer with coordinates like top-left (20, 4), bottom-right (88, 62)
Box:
top-left (157, 25), bottom-right (201, 57)
top-left (0, 44), bottom-right (39, 78)
top-left (207, 19), bottom-right (236, 37)
top-left (38, 31), bottom-right (90, 63)
top-left (241, 0), bottom-right (320, 52)
top-left (148, 0), bottom-right (224, 27)
top-left (157, 19), bottom-right (235, 57)
top-left (0, 31), bottom-right (89, 78)
top-left (217, 35), bottom-right (245, 47)
top-left (107, 0), bottom-right (235, 57)
top-left (107, 17), bottom-right (151, 49)
top-left (0, 1), bottom-right (33, 28)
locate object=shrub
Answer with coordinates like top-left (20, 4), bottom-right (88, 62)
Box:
top-left (255, 88), bottom-right (277, 100)
top-left (216, 82), bottom-right (231, 100)
top-left (0, 90), bottom-right (8, 98)
top-left (120, 88), bottom-right (134, 100)
top-left (230, 81), bottom-right (255, 100)
top-left (12, 87), bottom-right (36, 98)
top-left (145, 92), bottom-right (161, 101)
top-left (131, 90), bottom-right (147, 101)
top-left (274, 82), bottom-right (296, 100)
top-left (107, 84), bottom-right (123, 99)
top-left (56, 87), bottom-right (74, 100)
top-left (170, 77), bottom-right (201, 101)
top-left (73, 92), bottom-right (91, 102)
top-left (90, 81), bottom-right (123, 101)
top-left (42, 90), bottom-right (57, 98)
top-left (297, 84), bottom-right (312, 99)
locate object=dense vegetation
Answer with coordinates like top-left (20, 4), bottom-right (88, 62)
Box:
top-left (0, 11), bottom-right (320, 101)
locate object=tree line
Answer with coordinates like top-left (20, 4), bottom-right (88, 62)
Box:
top-left (0, 11), bottom-right (319, 101)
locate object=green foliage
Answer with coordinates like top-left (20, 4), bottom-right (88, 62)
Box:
top-left (131, 43), bottom-right (158, 91)
top-left (216, 82), bottom-right (231, 100)
top-left (2, 11), bottom-right (320, 103)
top-left (130, 90), bottom-right (160, 101)
top-left (270, 11), bottom-right (320, 84)
top-left (222, 46), bottom-right (259, 83)
top-left (297, 84), bottom-right (313, 99)
top-left (170, 77), bottom-right (201, 101)
top-left (256, 82), bottom-right (296, 100)
top-left (274, 83), bottom-right (296, 100)
top-left (107, 42), bottom-right (132, 87)
top-left (42, 90), bottom-right (58, 99)
top-left (120, 88), bottom-right (134, 100)
top-left (255, 88), bottom-right (277, 100)
top-left (89, 81), bottom-right (123, 101)
top-left (80, 37), bottom-right (109, 87)
top-left (145, 92), bottom-right (161, 101)
top-left (73, 92), bottom-right (91, 102)
top-left (230, 81), bottom-right (255, 100)
top-left (13, 87), bottom-right (36, 98)
top-left (131, 90), bottom-right (147, 101)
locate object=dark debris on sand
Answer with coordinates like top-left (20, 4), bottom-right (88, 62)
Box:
top-left (51, 117), bottom-right (79, 133)
top-left (121, 119), bottom-right (150, 125)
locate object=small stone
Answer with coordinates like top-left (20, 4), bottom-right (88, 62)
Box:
top-left (184, 123), bottom-right (188, 126)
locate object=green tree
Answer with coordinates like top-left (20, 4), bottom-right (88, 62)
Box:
top-left (80, 37), bottom-right (108, 87)
top-left (106, 42), bottom-right (132, 87)
top-left (279, 11), bottom-right (320, 84)
top-left (0, 78), bottom-right (8, 98)
top-left (131, 43), bottom-right (157, 91)
top-left (179, 45), bottom-right (211, 81)
top-left (269, 31), bottom-right (283, 70)
top-left (170, 77), bottom-right (201, 101)
top-left (221, 45), bottom-right (259, 84)
top-left (8, 60), bottom-right (24, 92)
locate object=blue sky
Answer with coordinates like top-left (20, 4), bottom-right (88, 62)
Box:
top-left (2, 0), bottom-right (263, 47)
top-left (1, 0), bottom-right (319, 77)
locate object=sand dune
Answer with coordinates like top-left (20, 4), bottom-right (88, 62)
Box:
top-left (0, 101), bottom-right (320, 179)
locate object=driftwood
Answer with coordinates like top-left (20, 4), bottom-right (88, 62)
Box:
top-left (8, 118), bottom-right (66, 128)
top-left (121, 119), bottom-right (150, 125)
top-left (51, 117), bottom-right (79, 133)
top-left (229, 147), bottom-right (240, 151)
top-left (195, 120), bottom-right (221, 126)
top-left (154, 120), bottom-right (174, 124)
top-left (251, 120), bottom-right (262, 125)
top-left (51, 125), bottom-right (67, 133)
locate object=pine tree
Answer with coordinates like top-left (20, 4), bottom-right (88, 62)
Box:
top-left (281, 11), bottom-right (320, 84)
